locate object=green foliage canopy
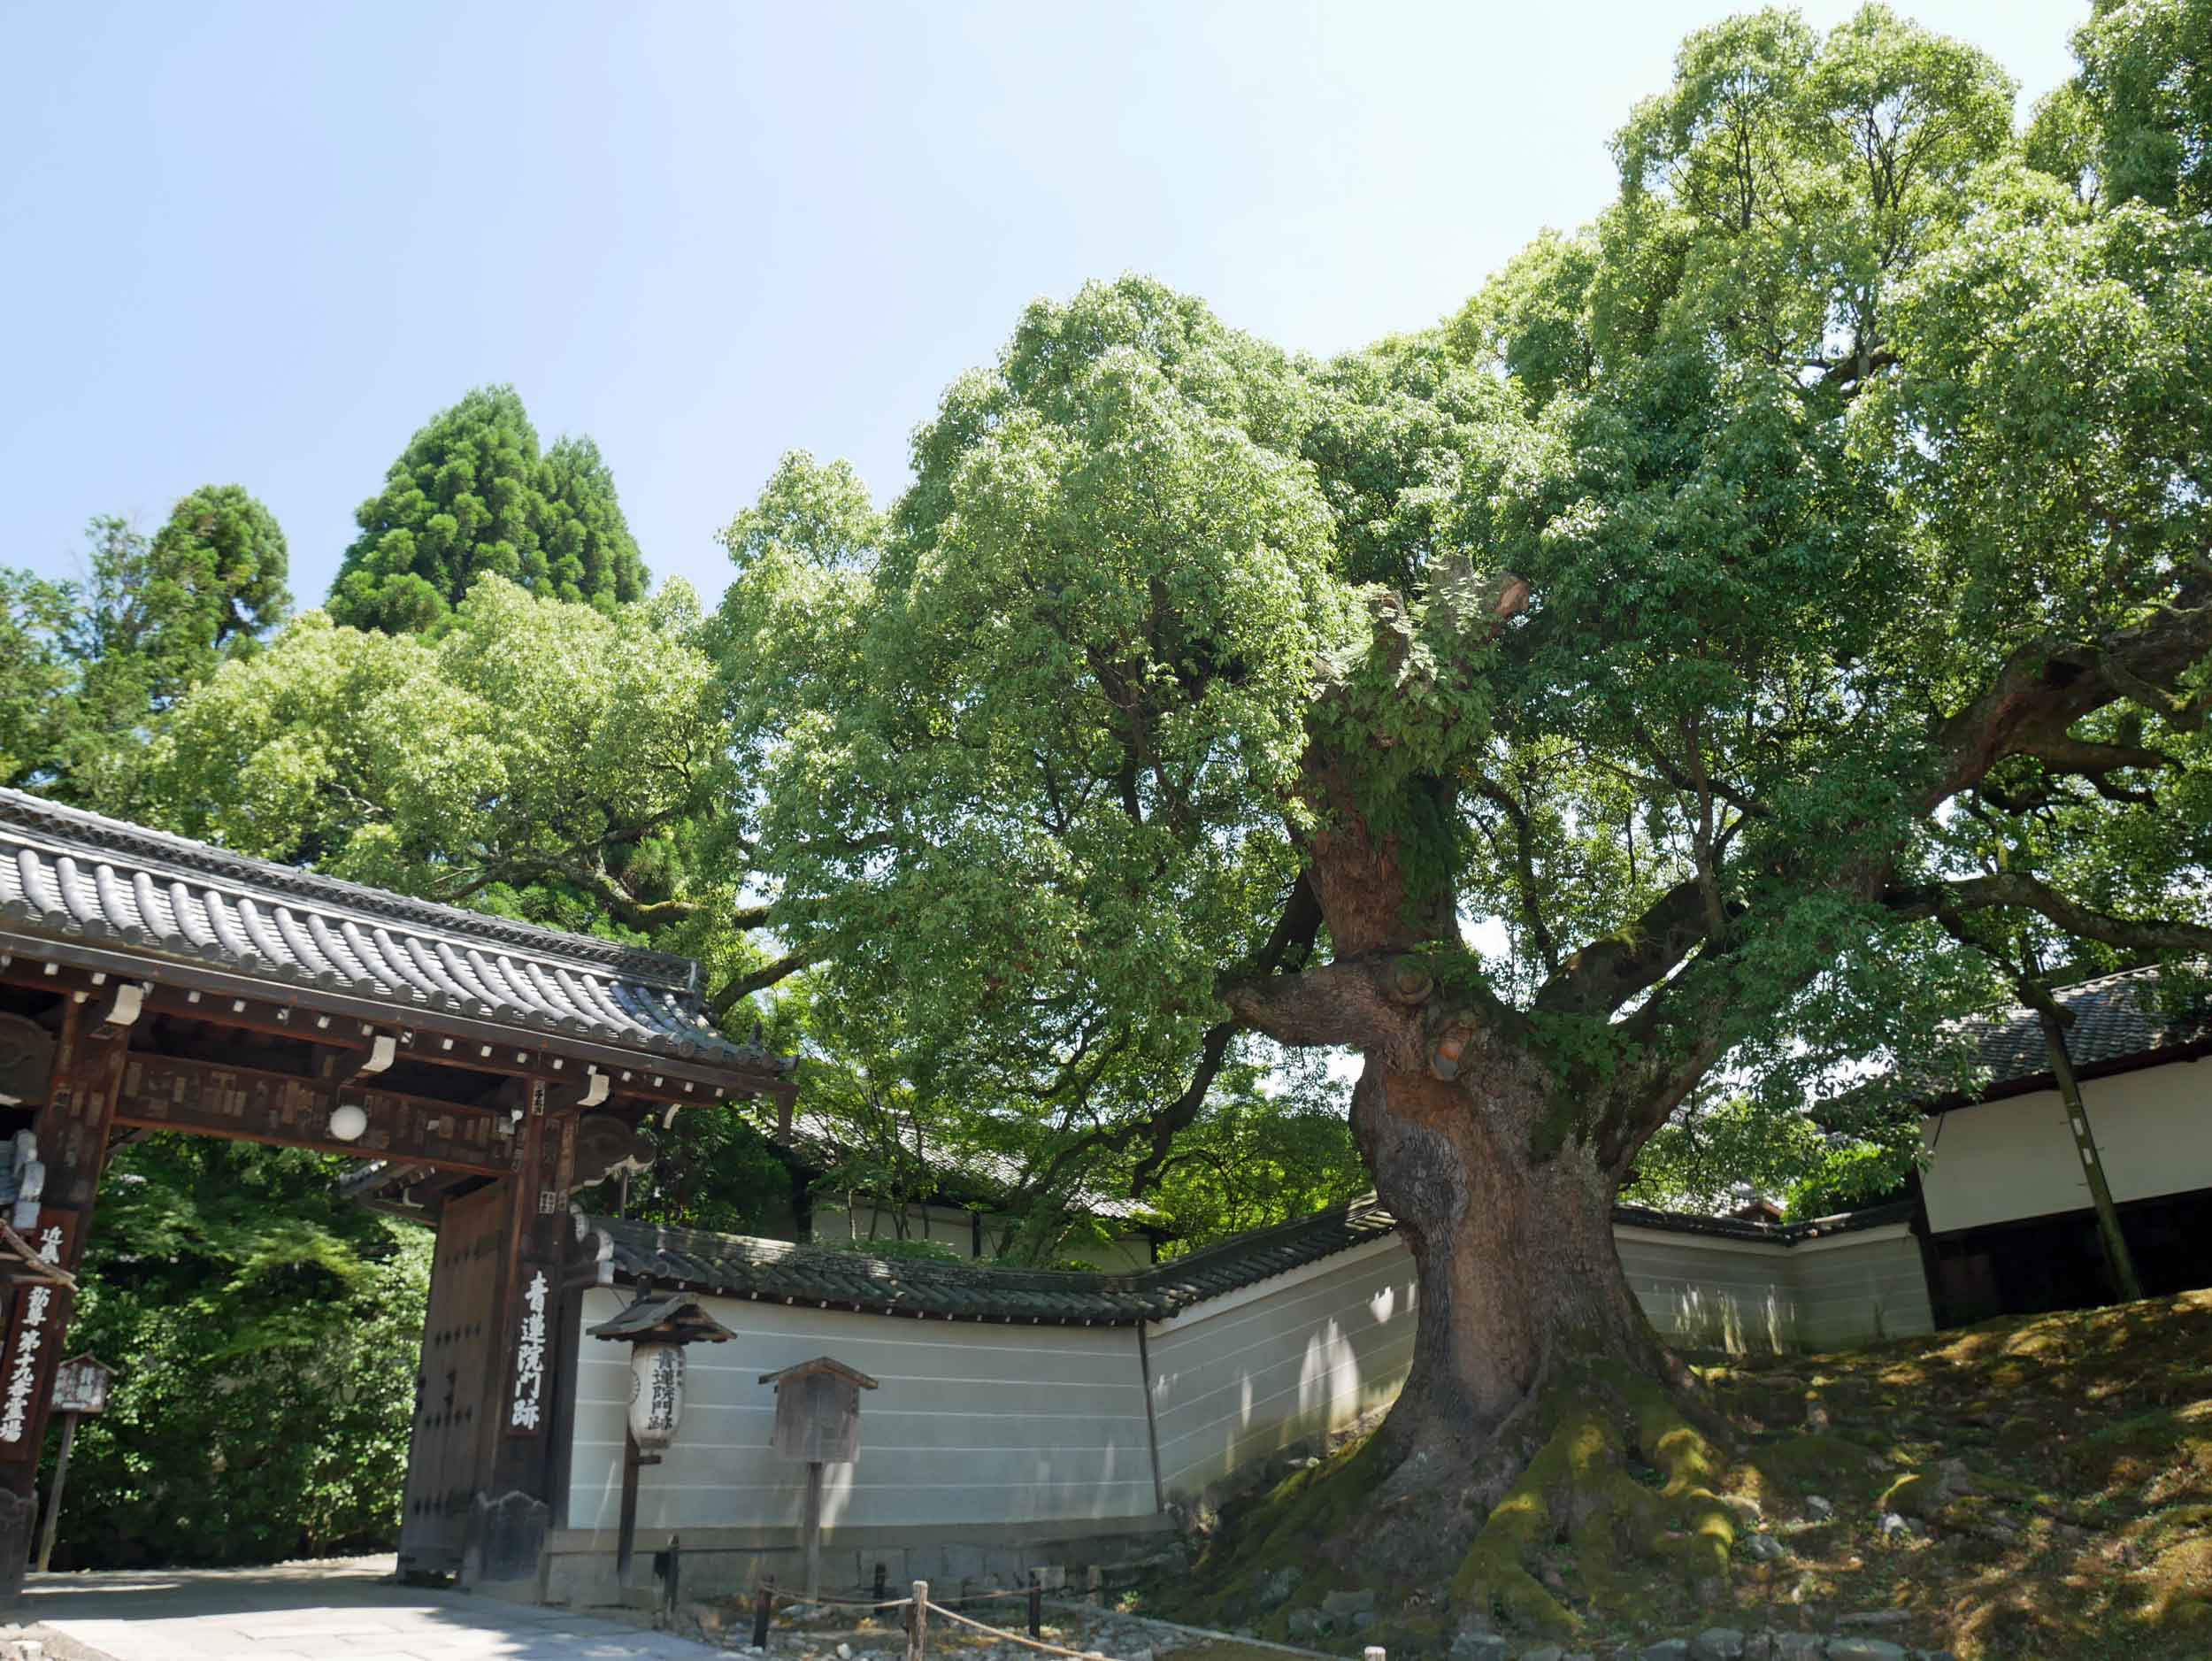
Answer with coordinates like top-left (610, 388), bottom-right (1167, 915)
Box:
top-left (721, 1), bottom-right (2212, 1218)
top-left (327, 386), bottom-right (648, 633)
top-left (1, 488), bottom-right (291, 813)
top-left (153, 575), bottom-right (741, 954)
top-left (46, 1137), bottom-right (426, 1568)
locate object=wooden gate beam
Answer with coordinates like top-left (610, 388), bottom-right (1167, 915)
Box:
top-left (114, 1052), bottom-right (518, 1175)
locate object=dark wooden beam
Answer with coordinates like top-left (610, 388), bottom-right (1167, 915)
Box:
top-left (115, 1053), bottom-right (519, 1176)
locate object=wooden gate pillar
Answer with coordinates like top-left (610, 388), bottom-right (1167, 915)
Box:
top-left (460, 1094), bottom-right (578, 1598)
top-left (0, 1000), bottom-right (131, 1606)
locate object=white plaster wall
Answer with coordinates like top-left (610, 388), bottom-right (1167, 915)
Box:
top-left (1145, 1238), bottom-right (1417, 1500)
top-left (1791, 1228), bottom-right (1934, 1350)
top-left (567, 1289), bottom-right (1156, 1534)
top-left (810, 1201), bottom-right (980, 1257)
top-left (1921, 1060), bottom-right (2212, 1235)
top-left (566, 1219), bottom-right (1938, 1536)
top-left (1615, 1227), bottom-right (1800, 1356)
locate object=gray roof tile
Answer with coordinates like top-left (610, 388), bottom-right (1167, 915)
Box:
top-left (1966, 965), bottom-right (2207, 1087)
top-left (0, 787), bottom-right (790, 1084)
top-left (1914, 964), bottom-right (2211, 1107)
top-left (588, 1192), bottom-right (1900, 1325)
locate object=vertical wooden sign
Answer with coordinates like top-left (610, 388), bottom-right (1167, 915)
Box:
top-left (0, 1211), bottom-right (79, 1464)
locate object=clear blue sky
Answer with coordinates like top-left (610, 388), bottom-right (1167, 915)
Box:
top-left (1, 1), bottom-right (2087, 611)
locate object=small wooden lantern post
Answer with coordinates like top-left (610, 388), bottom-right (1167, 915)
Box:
top-left (587, 1292), bottom-right (736, 1581)
top-left (37, 1354), bottom-right (111, 1573)
top-left (758, 1357), bottom-right (878, 1598)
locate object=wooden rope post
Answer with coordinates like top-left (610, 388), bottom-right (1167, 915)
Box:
top-left (752, 1582), bottom-right (772, 1649)
top-left (1365, 1649), bottom-right (1386, 1661)
top-left (874, 1561), bottom-right (888, 1603)
top-left (1027, 1571), bottom-right (1042, 1638)
top-left (803, 1459), bottom-right (826, 1597)
top-left (908, 1580), bottom-right (929, 1661)
top-left (660, 1534), bottom-right (682, 1626)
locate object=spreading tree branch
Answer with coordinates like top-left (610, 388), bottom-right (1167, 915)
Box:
top-left (709, 945), bottom-right (821, 1015)
top-left (1534, 875), bottom-right (1717, 1021)
top-left (1930, 581), bottom-right (2212, 808)
top-left (1884, 872), bottom-right (2212, 956)
top-left (1006, 876), bottom-right (1325, 1207)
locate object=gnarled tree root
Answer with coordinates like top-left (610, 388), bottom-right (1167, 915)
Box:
top-left (1449, 1363), bottom-right (1736, 1638)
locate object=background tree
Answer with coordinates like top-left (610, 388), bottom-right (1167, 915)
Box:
top-left (0, 568), bottom-right (75, 790)
top-left (42, 1136), bottom-right (426, 1568)
top-left (0, 488), bottom-right (290, 811)
top-left (718, 2), bottom-right (2212, 1615)
top-left (154, 575), bottom-right (736, 951)
top-left (327, 386), bottom-right (648, 633)
top-left (2068, 0), bottom-right (2212, 219)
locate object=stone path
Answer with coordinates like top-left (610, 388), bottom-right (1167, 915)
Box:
top-left (10, 1555), bottom-right (723, 1661)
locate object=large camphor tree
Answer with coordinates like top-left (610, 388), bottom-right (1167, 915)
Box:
top-left (718, 0), bottom-right (2212, 1614)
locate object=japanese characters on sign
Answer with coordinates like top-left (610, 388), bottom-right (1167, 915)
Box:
top-left (0, 1226), bottom-right (65, 1446)
top-left (627, 1342), bottom-right (685, 1452)
top-left (50, 1354), bottom-right (112, 1417)
top-left (509, 1270), bottom-right (549, 1433)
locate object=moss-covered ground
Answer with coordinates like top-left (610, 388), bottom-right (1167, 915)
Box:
top-left (1130, 1289), bottom-right (2212, 1660)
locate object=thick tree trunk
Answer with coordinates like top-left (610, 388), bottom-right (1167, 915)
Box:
top-left (1351, 1056), bottom-right (1684, 1483)
top-left (1215, 744), bottom-right (1717, 1611)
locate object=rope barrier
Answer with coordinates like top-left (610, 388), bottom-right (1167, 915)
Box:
top-left (742, 1582), bottom-right (1037, 1612)
top-left (761, 1587), bottom-right (918, 1611)
top-left (925, 1598), bottom-right (1107, 1661)
top-left (722, 1571), bottom-right (1305, 1661)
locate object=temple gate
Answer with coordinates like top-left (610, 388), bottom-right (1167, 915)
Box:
top-left (0, 787), bottom-right (795, 1604)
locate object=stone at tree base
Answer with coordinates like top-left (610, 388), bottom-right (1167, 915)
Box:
top-left (1641, 1642), bottom-right (1691, 1660)
top-left (1321, 1588), bottom-right (1377, 1619)
top-left (1691, 1630), bottom-right (1745, 1660)
top-left (1519, 1645), bottom-right (1565, 1661)
top-left (1719, 1496), bottom-right (1762, 1526)
top-left (1770, 1636), bottom-right (1823, 1659)
top-left (1826, 1640), bottom-right (1909, 1661)
top-left (1447, 1632), bottom-right (1509, 1660)
top-left (1743, 1533), bottom-right (1789, 1563)
top-left (1804, 1496), bottom-right (1834, 1521)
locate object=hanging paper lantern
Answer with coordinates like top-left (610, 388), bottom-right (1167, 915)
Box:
top-left (628, 1342), bottom-right (685, 1450)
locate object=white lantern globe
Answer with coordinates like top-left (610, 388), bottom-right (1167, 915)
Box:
top-left (629, 1342), bottom-right (685, 1451)
top-left (328, 1102), bottom-right (369, 1142)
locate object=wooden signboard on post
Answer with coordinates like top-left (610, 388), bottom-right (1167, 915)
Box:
top-left (37, 1354), bottom-right (111, 1573)
top-left (759, 1357), bottom-right (878, 1597)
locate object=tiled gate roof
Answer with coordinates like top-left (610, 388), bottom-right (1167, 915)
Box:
top-left (0, 787), bottom-right (789, 1087)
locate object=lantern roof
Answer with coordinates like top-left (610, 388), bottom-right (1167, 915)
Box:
top-left (758, 1356), bottom-right (879, 1389)
top-left (585, 1291), bottom-right (736, 1347)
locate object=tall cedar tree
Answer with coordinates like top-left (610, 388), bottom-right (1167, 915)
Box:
top-left (328, 385), bottom-right (648, 632)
